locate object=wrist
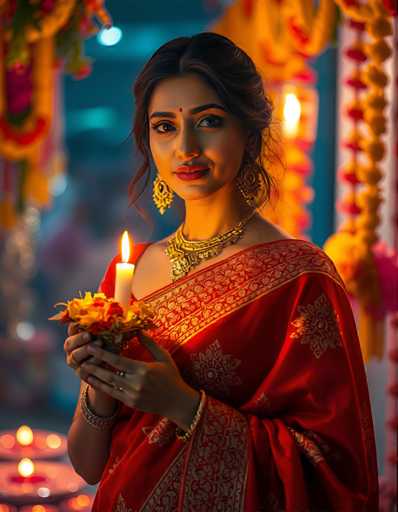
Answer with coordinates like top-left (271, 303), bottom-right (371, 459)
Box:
top-left (87, 385), bottom-right (118, 417)
top-left (171, 386), bottom-right (201, 431)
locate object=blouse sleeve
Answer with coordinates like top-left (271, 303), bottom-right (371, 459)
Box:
top-left (178, 272), bottom-right (379, 512)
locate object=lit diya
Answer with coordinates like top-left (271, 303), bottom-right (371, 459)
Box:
top-left (0, 458), bottom-right (86, 505)
top-left (0, 426), bottom-right (66, 461)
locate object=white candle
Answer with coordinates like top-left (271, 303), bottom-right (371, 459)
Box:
top-left (114, 230), bottom-right (135, 311)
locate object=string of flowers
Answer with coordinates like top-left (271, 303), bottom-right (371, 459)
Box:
top-left (324, 0), bottom-right (394, 361)
top-left (0, 0), bottom-right (112, 231)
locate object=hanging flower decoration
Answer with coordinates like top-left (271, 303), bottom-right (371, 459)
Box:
top-left (0, 0), bottom-right (112, 231)
top-left (324, 0), bottom-right (395, 362)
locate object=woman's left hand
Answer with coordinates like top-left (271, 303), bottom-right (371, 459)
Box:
top-left (81, 331), bottom-right (200, 429)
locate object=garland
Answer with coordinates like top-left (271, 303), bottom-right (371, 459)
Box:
top-left (324, 1), bottom-right (394, 361)
top-left (0, 0), bottom-right (112, 230)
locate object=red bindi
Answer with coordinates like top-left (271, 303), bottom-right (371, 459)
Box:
top-left (178, 107), bottom-right (183, 112)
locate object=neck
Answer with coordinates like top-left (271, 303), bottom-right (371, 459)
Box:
top-left (182, 187), bottom-right (254, 240)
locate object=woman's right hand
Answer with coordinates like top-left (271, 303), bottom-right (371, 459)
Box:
top-left (64, 323), bottom-right (117, 413)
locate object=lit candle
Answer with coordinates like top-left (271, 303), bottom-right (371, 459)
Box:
top-left (9, 458), bottom-right (46, 485)
top-left (16, 426), bottom-right (33, 447)
top-left (0, 461), bottom-right (86, 505)
top-left (0, 427), bottom-right (66, 460)
top-left (114, 230), bottom-right (135, 311)
top-left (19, 505), bottom-right (58, 512)
top-left (60, 494), bottom-right (94, 512)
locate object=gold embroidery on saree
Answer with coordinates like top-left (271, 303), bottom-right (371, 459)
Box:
top-left (181, 396), bottom-right (248, 511)
top-left (290, 294), bottom-right (343, 358)
top-left (140, 448), bottom-right (186, 511)
top-left (145, 241), bottom-right (345, 353)
top-left (287, 427), bottom-right (325, 465)
top-left (189, 339), bottom-right (242, 398)
top-left (142, 418), bottom-right (175, 447)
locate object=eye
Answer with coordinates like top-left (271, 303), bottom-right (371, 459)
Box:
top-left (198, 115), bottom-right (223, 128)
top-left (150, 121), bottom-right (175, 134)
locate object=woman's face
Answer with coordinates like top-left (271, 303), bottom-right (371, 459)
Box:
top-left (148, 73), bottom-right (248, 201)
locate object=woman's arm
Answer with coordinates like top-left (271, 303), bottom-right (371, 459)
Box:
top-left (67, 383), bottom-right (118, 485)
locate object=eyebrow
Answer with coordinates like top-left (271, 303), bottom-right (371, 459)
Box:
top-left (149, 103), bottom-right (227, 120)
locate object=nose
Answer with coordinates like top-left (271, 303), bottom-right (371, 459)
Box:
top-left (175, 124), bottom-right (200, 160)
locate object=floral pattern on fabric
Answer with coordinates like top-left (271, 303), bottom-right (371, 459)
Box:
top-left (290, 294), bottom-right (343, 359)
top-left (189, 339), bottom-right (242, 398)
top-left (142, 418), bottom-right (176, 447)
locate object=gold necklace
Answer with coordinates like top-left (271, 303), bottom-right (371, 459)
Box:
top-left (165, 209), bottom-right (256, 281)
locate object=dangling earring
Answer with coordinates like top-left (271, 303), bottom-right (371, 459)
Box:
top-left (153, 174), bottom-right (173, 214)
top-left (236, 156), bottom-right (265, 209)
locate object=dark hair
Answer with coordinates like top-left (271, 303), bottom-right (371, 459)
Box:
top-left (128, 32), bottom-right (277, 210)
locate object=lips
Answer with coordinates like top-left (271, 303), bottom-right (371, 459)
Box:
top-left (176, 165), bottom-right (209, 173)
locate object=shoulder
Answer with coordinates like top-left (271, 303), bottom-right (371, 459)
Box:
top-left (257, 237), bottom-right (345, 290)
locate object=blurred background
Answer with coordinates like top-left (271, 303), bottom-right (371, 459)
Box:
top-left (0, 0), bottom-right (397, 510)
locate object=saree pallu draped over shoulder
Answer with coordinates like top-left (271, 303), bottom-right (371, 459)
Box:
top-left (92, 239), bottom-right (379, 512)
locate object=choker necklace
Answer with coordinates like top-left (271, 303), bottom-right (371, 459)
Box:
top-left (165, 209), bottom-right (256, 281)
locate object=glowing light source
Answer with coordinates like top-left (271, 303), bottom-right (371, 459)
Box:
top-left (18, 458), bottom-right (34, 477)
top-left (283, 92), bottom-right (301, 138)
top-left (45, 434), bottom-right (62, 449)
top-left (16, 426), bottom-right (33, 446)
top-left (16, 322), bottom-right (35, 341)
top-left (97, 26), bottom-right (122, 46)
top-left (121, 230), bottom-right (132, 263)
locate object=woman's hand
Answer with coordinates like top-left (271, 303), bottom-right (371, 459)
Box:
top-left (64, 322), bottom-right (101, 378)
top-left (80, 331), bottom-right (200, 430)
top-left (64, 322), bottom-right (118, 414)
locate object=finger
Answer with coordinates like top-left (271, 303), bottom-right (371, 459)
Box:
top-left (81, 362), bottom-right (132, 388)
top-left (86, 346), bottom-right (144, 372)
top-left (67, 322), bottom-right (80, 337)
top-left (138, 331), bottom-right (171, 363)
top-left (64, 331), bottom-right (92, 353)
top-left (86, 374), bottom-right (126, 402)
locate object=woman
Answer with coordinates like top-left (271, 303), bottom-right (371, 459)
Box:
top-left (64, 33), bottom-right (379, 511)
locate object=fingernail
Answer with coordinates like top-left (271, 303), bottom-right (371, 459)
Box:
top-left (93, 339), bottom-right (102, 346)
top-left (83, 333), bottom-right (91, 341)
top-left (87, 345), bottom-right (98, 354)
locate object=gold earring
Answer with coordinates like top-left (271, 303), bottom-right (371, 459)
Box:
top-left (236, 160), bottom-right (265, 209)
top-left (153, 174), bottom-right (173, 214)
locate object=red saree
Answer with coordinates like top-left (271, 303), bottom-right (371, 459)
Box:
top-left (92, 239), bottom-right (379, 511)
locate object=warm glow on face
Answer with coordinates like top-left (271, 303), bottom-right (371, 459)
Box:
top-left (121, 230), bottom-right (132, 263)
top-left (18, 457), bottom-right (35, 477)
top-left (283, 92), bottom-right (301, 138)
top-left (45, 434), bottom-right (61, 449)
top-left (16, 425), bottom-right (34, 446)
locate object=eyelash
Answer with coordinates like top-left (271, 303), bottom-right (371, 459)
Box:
top-left (150, 115), bottom-right (223, 134)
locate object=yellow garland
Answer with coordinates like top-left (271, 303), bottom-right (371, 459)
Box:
top-left (324, 0), bottom-right (393, 361)
top-left (0, 37), bottom-right (53, 160)
top-left (284, 0), bottom-right (337, 56)
top-left (25, 0), bottom-right (76, 43)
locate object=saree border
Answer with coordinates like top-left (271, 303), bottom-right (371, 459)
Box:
top-left (145, 241), bottom-right (346, 354)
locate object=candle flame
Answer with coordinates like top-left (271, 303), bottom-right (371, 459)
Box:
top-left (16, 425), bottom-right (33, 446)
top-left (121, 230), bottom-right (132, 263)
top-left (283, 92), bottom-right (301, 138)
top-left (18, 457), bottom-right (35, 477)
top-left (32, 506), bottom-right (47, 512)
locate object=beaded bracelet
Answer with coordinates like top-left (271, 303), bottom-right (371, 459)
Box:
top-left (175, 389), bottom-right (206, 442)
top-left (80, 383), bottom-right (120, 431)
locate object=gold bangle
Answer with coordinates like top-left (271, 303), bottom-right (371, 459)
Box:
top-left (175, 390), bottom-right (206, 442)
top-left (80, 383), bottom-right (119, 431)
